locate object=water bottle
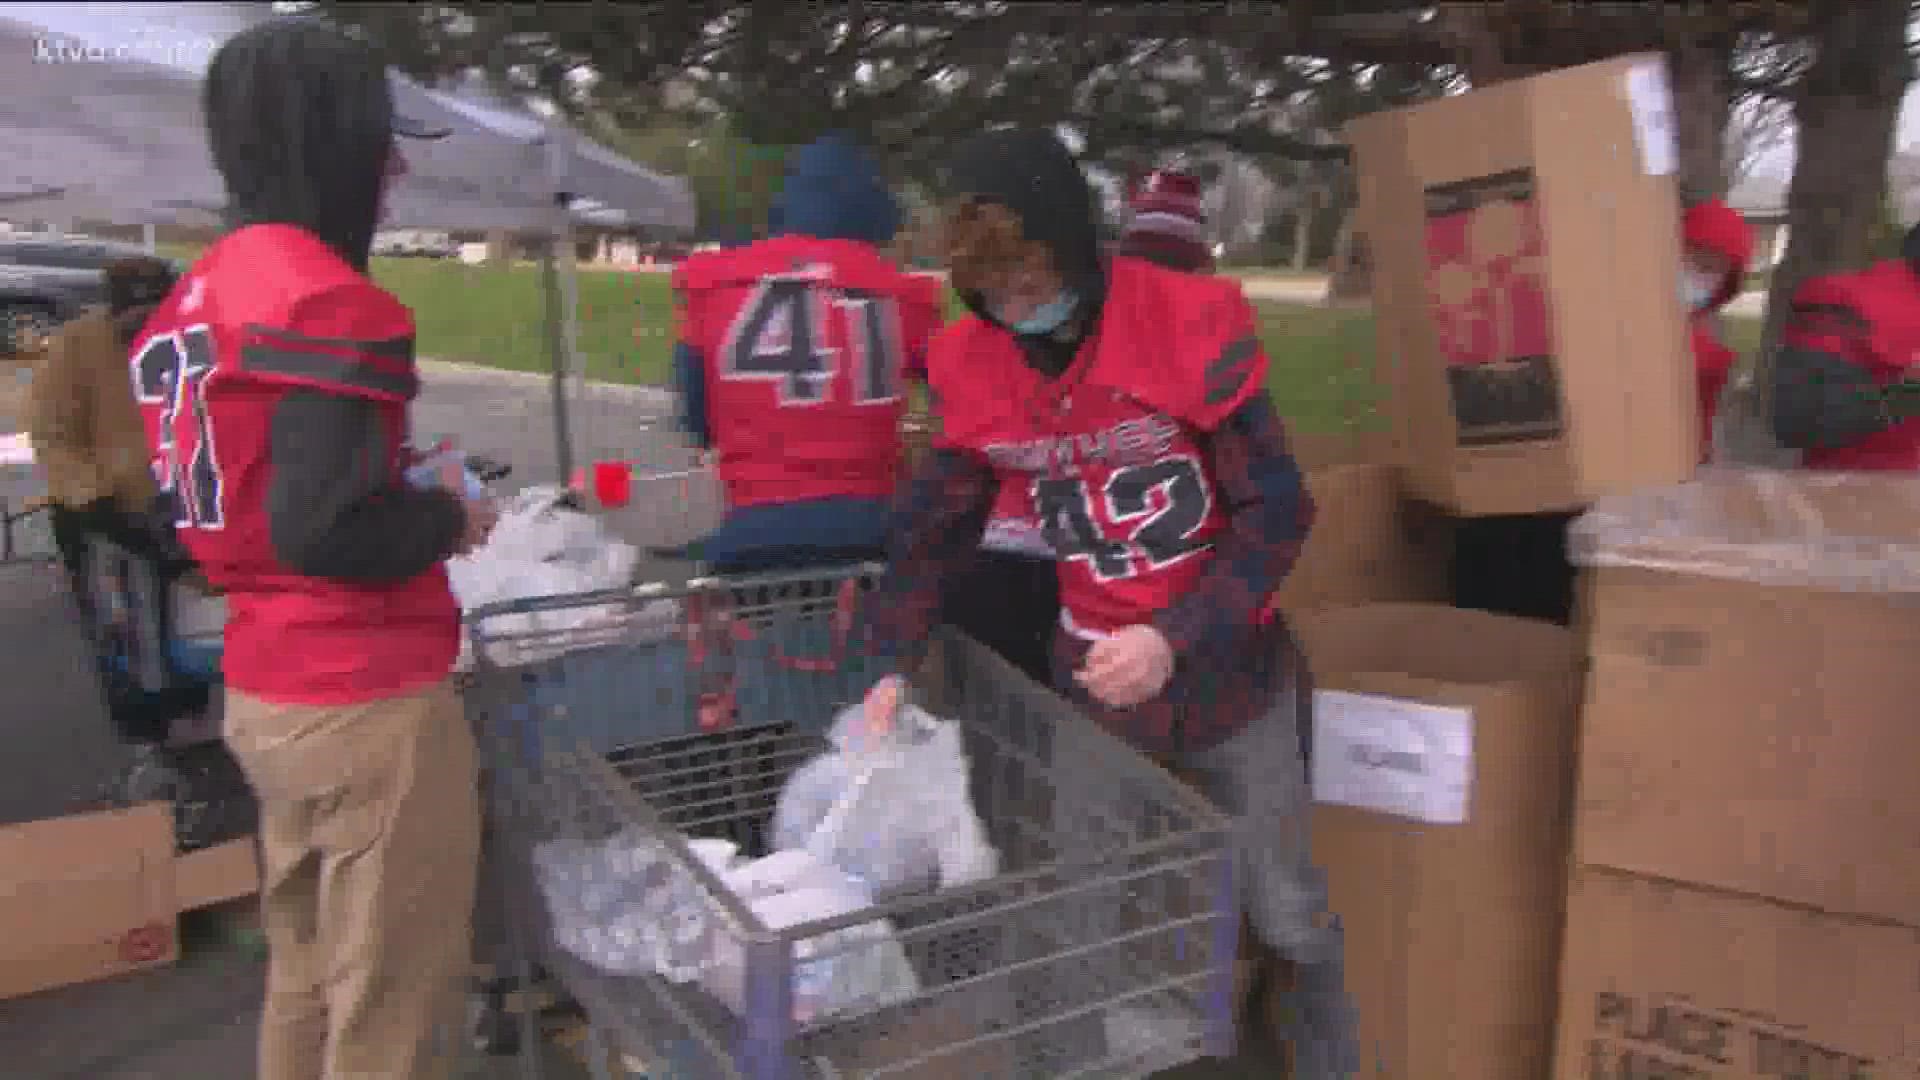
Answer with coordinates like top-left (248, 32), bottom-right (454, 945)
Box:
top-left (790, 869), bottom-right (873, 1025)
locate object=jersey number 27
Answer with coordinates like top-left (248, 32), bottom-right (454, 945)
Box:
top-left (131, 326), bottom-right (225, 529)
top-left (720, 271), bottom-right (905, 407)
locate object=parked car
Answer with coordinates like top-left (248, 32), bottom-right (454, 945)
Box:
top-left (0, 234), bottom-right (156, 272)
top-left (0, 234), bottom-right (189, 355)
top-left (372, 230), bottom-right (458, 258)
top-left (0, 264), bottom-right (108, 355)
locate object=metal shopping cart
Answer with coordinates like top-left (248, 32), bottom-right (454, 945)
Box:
top-left (461, 565), bottom-right (1243, 1079)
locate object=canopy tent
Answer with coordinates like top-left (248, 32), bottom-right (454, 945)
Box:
top-left (0, 2), bottom-right (696, 484)
top-left (0, 5), bottom-right (689, 232)
top-left (422, 75), bottom-right (696, 232)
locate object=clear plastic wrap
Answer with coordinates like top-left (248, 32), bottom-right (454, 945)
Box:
top-left (1568, 467), bottom-right (1920, 593)
top-left (772, 703), bottom-right (1001, 898)
top-left (533, 830), bottom-right (919, 1024)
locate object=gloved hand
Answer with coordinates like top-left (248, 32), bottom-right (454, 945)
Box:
top-left (1075, 624), bottom-right (1174, 708)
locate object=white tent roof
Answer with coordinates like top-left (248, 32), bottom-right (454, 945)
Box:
top-left (0, 3), bottom-right (689, 233)
top-left (424, 77), bottom-right (696, 231)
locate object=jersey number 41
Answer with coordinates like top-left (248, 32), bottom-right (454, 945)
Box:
top-left (718, 270), bottom-right (906, 407)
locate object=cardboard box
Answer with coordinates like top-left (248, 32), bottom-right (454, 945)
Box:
top-left (1295, 604), bottom-right (1582, 1080)
top-left (1348, 53), bottom-right (1697, 516)
top-left (1571, 471), bottom-right (1920, 929)
top-left (1275, 465), bottom-right (1454, 616)
top-left (0, 803), bottom-right (259, 1000)
top-left (1553, 867), bottom-right (1920, 1080)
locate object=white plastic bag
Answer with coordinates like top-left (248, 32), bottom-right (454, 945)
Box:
top-left (536, 832), bottom-right (919, 1025)
top-left (533, 829), bottom-right (740, 979)
top-left (772, 704), bottom-right (999, 898)
top-left (448, 485), bottom-right (656, 667)
top-left (704, 849), bottom-right (919, 1025)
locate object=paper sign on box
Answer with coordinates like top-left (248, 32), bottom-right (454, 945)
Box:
top-left (1311, 689), bottom-right (1475, 825)
top-left (1622, 57), bottom-right (1677, 177)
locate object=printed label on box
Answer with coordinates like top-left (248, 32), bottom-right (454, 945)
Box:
top-left (1311, 689), bottom-right (1474, 825)
top-left (1583, 989), bottom-right (1890, 1079)
top-left (1423, 169), bottom-right (1564, 447)
top-left (1623, 58), bottom-right (1679, 178)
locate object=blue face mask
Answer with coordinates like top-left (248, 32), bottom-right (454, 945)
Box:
top-left (1005, 291), bottom-right (1078, 336)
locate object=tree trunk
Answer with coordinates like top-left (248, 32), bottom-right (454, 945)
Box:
top-left (1290, 200), bottom-right (1316, 272)
top-left (1325, 212), bottom-right (1368, 305)
top-left (1666, 36), bottom-right (1734, 201)
top-left (1721, 0), bottom-right (1913, 464)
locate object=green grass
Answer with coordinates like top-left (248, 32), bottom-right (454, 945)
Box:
top-left (158, 251), bottom-right (1760, 441)
top-left (366, 258), bottom-right (1391, 435)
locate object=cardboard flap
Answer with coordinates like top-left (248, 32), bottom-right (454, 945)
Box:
top-left (0, 804), bottom-right (174, 922)
top-left (1572, 469), bottom-right (1920, 592)
top-left (1299, 604), bottom-right (1582, 854)
top-left (0, 804), bottom-right (179, 1000)
top-left (1298, 603), bottom-right (1578, 690)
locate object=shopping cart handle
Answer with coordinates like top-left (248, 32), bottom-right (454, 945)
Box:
top-left (465, 586), bottom-right (639, 621)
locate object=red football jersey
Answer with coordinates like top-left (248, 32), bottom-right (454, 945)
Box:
top-left (929, 257), bottom-right (1268, 632)
top-left (1784, 262), bottom-right (1920, 471)
top-left (675, 236), bottom-right (942, 508)
top-left (131, 224), bottom-right (458, 703)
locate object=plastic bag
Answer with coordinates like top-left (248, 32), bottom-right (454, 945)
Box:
top-left (533, 828), bottom-right (740, 979)
top-left (772, 703), bottom-right (999, 898)
top-left (449, 485), bottom-right (655, 667)
top-left (705, 849), bottom-right (919, 1025)
top-left (535, 832), bottom-right (918, 1024)
top-left (1569, 468), bottom-right (1920, 594)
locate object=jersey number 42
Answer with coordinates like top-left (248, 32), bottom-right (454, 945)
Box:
top-left (718, 270), bottom-right (906, 407)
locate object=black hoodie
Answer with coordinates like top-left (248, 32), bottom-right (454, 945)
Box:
top-left (202, 19), bottom-right (467, 584)
top-left (940, 128), bottom-right (1107, 378)
top-left (203, 18), bottom-right (393, 273)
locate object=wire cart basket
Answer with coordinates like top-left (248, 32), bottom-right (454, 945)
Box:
top-left (463, 568), bottom-right (1242, 1079)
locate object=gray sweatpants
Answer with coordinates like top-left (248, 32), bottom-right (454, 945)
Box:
top-left (1167, 693), bottom-right (1329, 959)
top-left (1052, 685), bottom-right (1359, 1076)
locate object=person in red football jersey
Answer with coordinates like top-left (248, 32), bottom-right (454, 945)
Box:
top-left (669, 132), bottom-right (943, 572)
top-left (135, 19), bottom-right (494, 1079)
top-left (1680, 196), bottom-right (1754, 462)
top-left (861, 129), bottom-right (1354, 1075)
top-left (1770, 222), bottom-right (1920, 469)
top-left (931, 166), bottom-right (1219, 686)
top-left (1115, 168), bottom-right (1217, 273)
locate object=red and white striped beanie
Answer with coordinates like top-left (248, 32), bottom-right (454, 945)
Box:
top-left (1118, 169), bottom-right (1212, 272)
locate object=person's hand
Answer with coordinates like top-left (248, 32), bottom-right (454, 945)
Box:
top-left (1075, 625), bottom-right (1175, 708)
top-left (861, 675), bottom-right (905, 741)
top-left (456, 497), bottom-right (498, 555)
top-left (436, 453), bottom-right (472, 494)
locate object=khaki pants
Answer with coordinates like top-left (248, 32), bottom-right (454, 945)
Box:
top-left (225, 679), bottom-right (481, 1080)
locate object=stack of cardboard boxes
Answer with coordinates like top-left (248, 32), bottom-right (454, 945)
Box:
top-left (1281, 51), bottom-right (1920, 1078)
top-left (1555, 471), bottom-right (1920, 1077)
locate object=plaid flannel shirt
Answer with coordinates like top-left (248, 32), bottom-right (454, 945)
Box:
top-left (866, 391), bottom-right (1314, 755)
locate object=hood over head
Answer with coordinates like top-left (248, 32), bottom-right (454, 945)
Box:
top-left (103, 256), bottom-right (181, 346)
top-left (204, 18), bottom-right (425, 274)
top-left (768, 132), bottom-right (902, 247)
top-left (939, 127), bottom-right (1106, 331)
top-left (1681, 197), bottom-right (1754, 311)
